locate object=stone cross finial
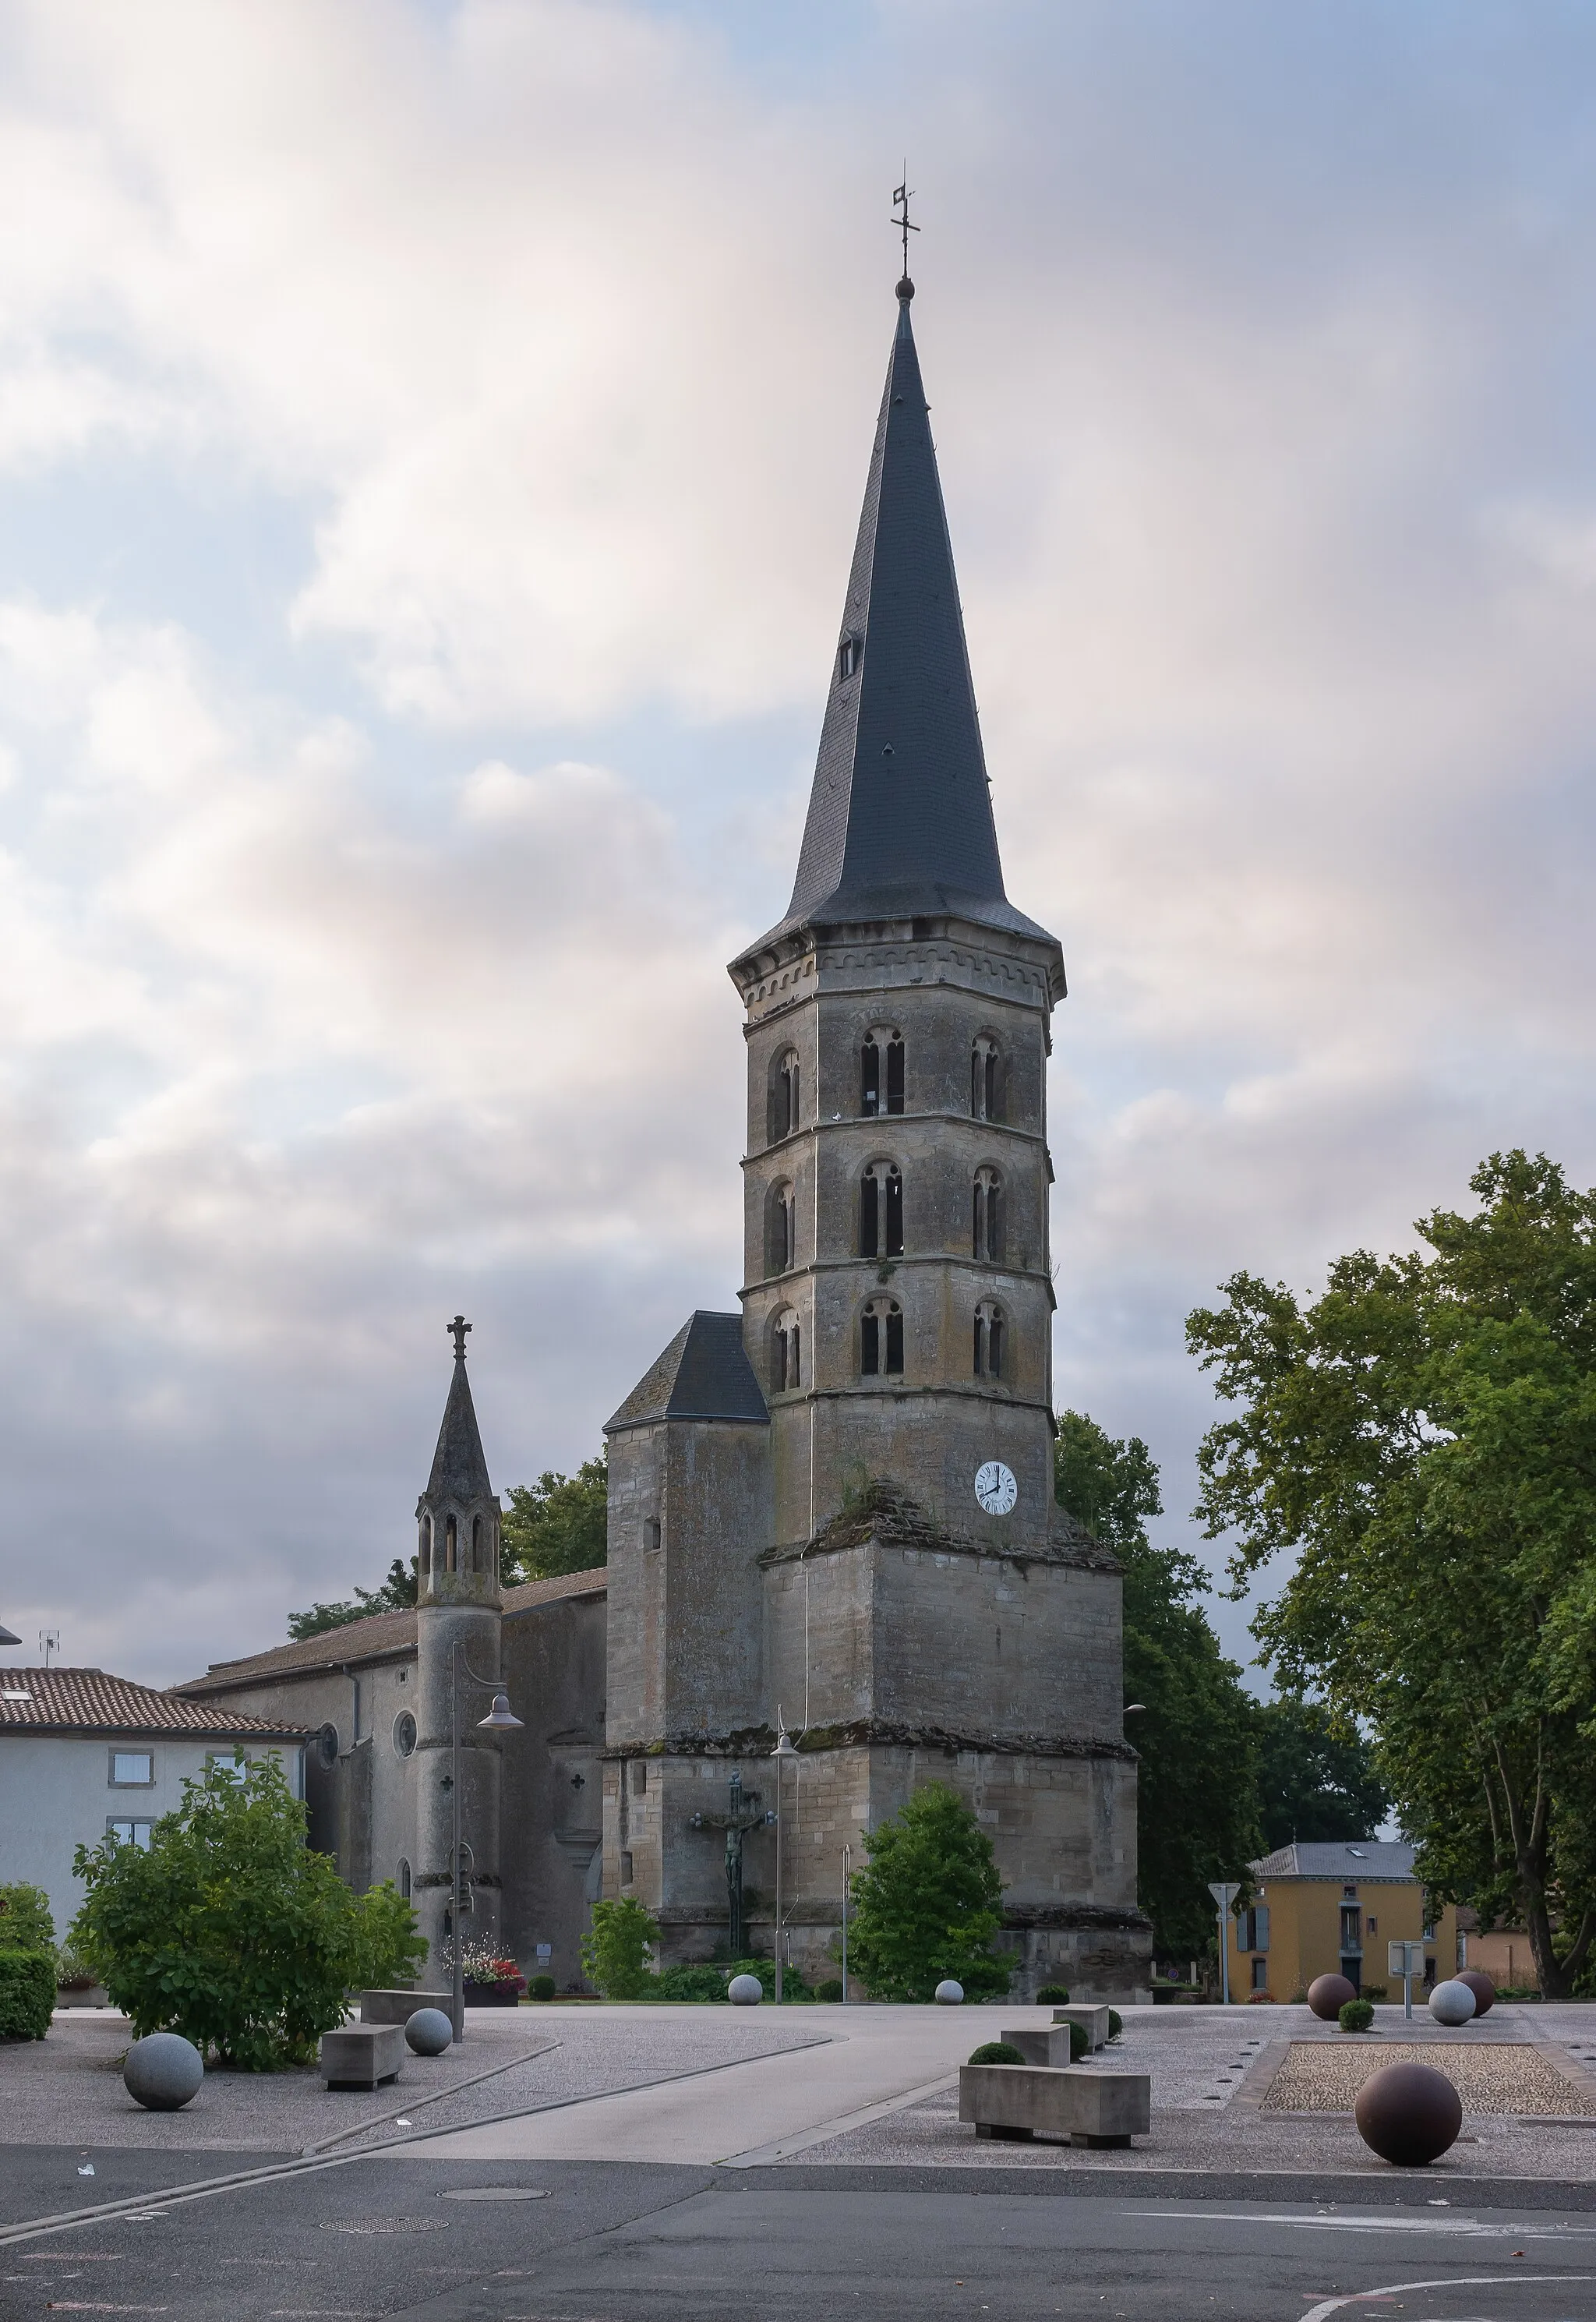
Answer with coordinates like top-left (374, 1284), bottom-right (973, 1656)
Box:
top-left (448, 1314), bottom-right (471, 1360)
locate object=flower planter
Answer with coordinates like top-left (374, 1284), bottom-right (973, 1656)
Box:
top-left (463, 1981), bottom-right (521, 2007)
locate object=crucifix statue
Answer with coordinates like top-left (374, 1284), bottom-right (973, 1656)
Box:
top-left (689, 1769), bottom-right (766, 1960)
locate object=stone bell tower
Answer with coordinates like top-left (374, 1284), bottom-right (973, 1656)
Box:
top-left (414, 1316), bottom-right (505, 1967)
top-left (603, 267), bottom-right (1150, 1999)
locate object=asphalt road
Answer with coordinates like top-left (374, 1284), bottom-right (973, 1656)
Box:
top-left (7, 2153), bottom-right (1596, 2321)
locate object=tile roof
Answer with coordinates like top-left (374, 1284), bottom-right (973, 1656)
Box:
top-left (173, 1565), bottom-right (608, 1698)
top-left (0, 1666), bottom-right (307, 1738)
top-left (606, 1311), bottom-right (768, 1434)
top-left (1252, 1839), bottom-right (1417, 1881)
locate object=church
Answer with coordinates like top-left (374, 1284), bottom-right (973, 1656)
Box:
top-left (177, 269), bottom-right (1153, 2003)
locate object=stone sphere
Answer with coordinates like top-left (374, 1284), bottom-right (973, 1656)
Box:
top-left (1307, 1973), bottom-right (1358, 2021)
top-left (727, 1974), bottom-right (764, 2006)
top-left (1354, 2059), bottom-right (1463, 2166)
top-left (1457, 1969), bottom-right (1496, 2017)
top-left (405, 2007), bottom-right (453, 2055)
top-left (934, 1979), bottom-right (965, 2006)
top-left (1428, 1978), bottom-right (1477, 2027)
top-left (123, 2032), bottom-right (204, 2111)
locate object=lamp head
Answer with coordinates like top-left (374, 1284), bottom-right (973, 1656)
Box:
top-left (478, 1693), bottom-right (523, 1730)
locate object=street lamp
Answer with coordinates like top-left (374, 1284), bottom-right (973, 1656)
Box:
top-left (771, 1723), bottom-right (798, 2002)
top-left (450, 1644), bottom-right (523, 2043)
top-left (842, 1841), bottom-right (852, 2004)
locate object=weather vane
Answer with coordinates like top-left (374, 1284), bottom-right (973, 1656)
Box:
top-left (892, 174), bottom-right (919, 292)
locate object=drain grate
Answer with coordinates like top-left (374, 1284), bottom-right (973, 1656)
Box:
top-left (320, 2216), bottom-right (449, 2235)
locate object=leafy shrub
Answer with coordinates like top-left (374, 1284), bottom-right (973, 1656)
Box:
top-left (69, 1755), bottom-right (424, 2069)
top-left (54, 1941), bottom-right (98, 1992)
top-left (652, 1963), bottom-right (736, 2002)
top-left (0, 1951), bottom-right (55, 2040)
top-left (846, 1783), bottom-right (1012, 2003)
top-left (968, 2040), bottom-right (1025, 2065)
top-left (1067, 2020), bottom-right (1089, 2060)
top-left (580, 1898), bottom-right (659, 1999)
top-left (815, 1978), bottom-right (844, 2002)
top-left (0, 1885), bottom-right (55, 1953)
top-left (528, 1974), bottom-right (557, 2002)
top-left (1359, 1982), bottom-right (1388, 2002)
top-left (1036, 1982), bottom-right (1071, 2003)
top-left (1339, 1998), bottom-right (1375, 2032)
top-left (1246, 1989), bottom-right (1276, 2002)
top-left (1107, 2008), bottom-right (1123, 2041)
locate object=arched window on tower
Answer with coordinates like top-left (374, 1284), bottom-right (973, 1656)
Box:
top-left (860, 1162), bottom-right (903, 1259)
top-left (971, 1036), bottom-right (1005, 1123)
top-left (771, 1306), bottom-right (802, 1395)
top-left (973, 1299), bottom-right (1006, 1380)
top-left (767, 1180), bottom-right (796, 1277)
top-left (445, 1513), bottom-right (457, 1573)
top-left (860, 1028), bottom-right (905, 1118)
top-left (418, 1511), bottom-right (433, 1578)
top-left (769, 1048), bottom-right (800, 1143)
top-left (973, 1167), bottom-right (1005, 1262)
top-left (860, 1297), bottom-right (904, 1377)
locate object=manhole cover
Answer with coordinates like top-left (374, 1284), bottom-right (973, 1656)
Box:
top-left (439, 2187), bottom-right (552, 2202)
top-left (321, 2215), bottom-right (450, 2234)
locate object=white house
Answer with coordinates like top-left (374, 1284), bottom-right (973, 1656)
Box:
top-left (0, 1666), bottom-right (307, 1943)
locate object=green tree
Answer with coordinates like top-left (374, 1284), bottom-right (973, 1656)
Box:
top-left (580, 1896), bottom-right (659, 1998)
top-left (1186, 1150), bottom-right (1596, 1999)
top-left (287, 1558), bottom-right (417, 1642)
top-left (69, 1755), bottom-right (425, 2066)
top-left (1054, 1412), bottom-right (1262, 1959)
top-left (845, 1782), bottom-right (1012, 2002)
top-left (1255, 1698), bottom-right (1389, 1854)
top-left (0, 1882), bottom-right (55, 1951)
top-left (502, 1458), bottom-right (608, 1583)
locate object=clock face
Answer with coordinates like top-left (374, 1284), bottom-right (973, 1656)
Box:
top-left (975, 1460), bottom-right (1017, 1516)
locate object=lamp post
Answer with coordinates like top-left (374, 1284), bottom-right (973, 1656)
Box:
top-left (842, 1841), bottom-right (851, 2003)
top-left (450, 1642), bottom-right (523, 2043)
top-left (771, 1723), bottom-right (797, 2002)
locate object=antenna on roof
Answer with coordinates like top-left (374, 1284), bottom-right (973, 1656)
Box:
top-left (892, 171), bottom-right (918, 300)
top-left (39, 1628), bottom-right (60, 1668)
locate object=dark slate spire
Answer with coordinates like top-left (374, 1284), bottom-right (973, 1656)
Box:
top-left (758, 283), bottom-right (1053, 950)
top-left (426, 1315), bottom-right (494, 1503)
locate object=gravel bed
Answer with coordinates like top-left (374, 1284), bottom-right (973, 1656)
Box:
top-left (3, 2008), bottom-right (828, 2152)
top-left (1264, 2039), bottom-right (1594, 2115)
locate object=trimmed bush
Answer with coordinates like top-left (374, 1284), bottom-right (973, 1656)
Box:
top-left (1036, 1982), bottom-right (1071, 2003)
top-left (0, 1950), bottom-right (55, 2040)
top-left (528, 1974), bottom-right (557, 2002)
top-left (1107, 2008), bottom-right (1123, 2041)
top-left (1066, 2019), bottom-right (1089, 2060)
top-left (968, 2041), bottom-right (1025, 2065)
top-left (815, 1978), bottom-right (844, 2002)
top-left (845, 1783), bottom-right (1012, 2003)
top-left (651, 1963), bottom-right (736, 2003)
top-left (580, 1899), bottom-right (659, 1999)
top-left (1339, 1998), bottom-right (1375, 2032)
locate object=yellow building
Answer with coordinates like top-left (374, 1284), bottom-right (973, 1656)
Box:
top-left (1224, 1840), bottom-right (1460, 2002)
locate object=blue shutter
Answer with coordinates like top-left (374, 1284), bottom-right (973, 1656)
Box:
top-left (1255, 1903), bottom-right (1269, 1953)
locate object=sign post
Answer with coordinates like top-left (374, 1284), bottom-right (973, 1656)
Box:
top-left (1389, 1938), bottom-right (1425, 2020)
top-left (1208, 1881), bottom-right (1241, 2006)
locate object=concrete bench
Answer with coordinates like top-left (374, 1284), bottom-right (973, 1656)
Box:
top-left (1052, 2003), bottom-right (1111, 2049)
top-left (358, 1988), bottom-right (452, 2026)
top-left (1002, 2025), bottom-right (1079, 2068)
top-left (320, 2023), bottom-right (405, 2090)
top-left (959, 2064), bottom-right (1151, 2149)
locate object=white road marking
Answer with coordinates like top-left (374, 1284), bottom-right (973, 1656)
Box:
top-left (1123, 2212), bottom-right (1596, 2239)
top-left (1300, 2275), bottom-right (1596, 2322)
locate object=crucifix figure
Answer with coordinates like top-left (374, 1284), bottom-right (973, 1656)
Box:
top-left (448, 1314), bottom-right (471, 1359)
top-left (689, 1771), bottom-right (766, 1960)
top-left (892, 174), bottom-right (919, 293)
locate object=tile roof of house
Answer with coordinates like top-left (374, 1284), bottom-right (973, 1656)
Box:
top-left (0, 1666), bottom-right (307, 1738)
top-left (172, 1565), bottom-right (608, 1698)
top-left (1252, 1839), bottom-right (1416, 1881)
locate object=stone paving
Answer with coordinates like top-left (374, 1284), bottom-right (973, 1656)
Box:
top-left (1264, 2038), bottom-right (1594, 2115)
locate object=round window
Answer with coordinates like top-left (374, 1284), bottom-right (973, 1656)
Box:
top-left (393, 1709), bottom-right (418, 1759)
top-left (316, 1722), bottom-right (339, 1769)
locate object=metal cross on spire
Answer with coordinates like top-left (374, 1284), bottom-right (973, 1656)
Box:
top-left (892, 173), bottom-right (918, 295)
top-left (448, 1313), bottom-right (471, 1360)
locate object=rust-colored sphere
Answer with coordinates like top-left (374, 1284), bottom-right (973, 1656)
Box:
top-left (1307, 1973), bottom-right (1358, 2020)
top-left (1354, 2060), bottom-right (1463, 2166)
top-left (1456, 1968), bottom-right (1496, 2017)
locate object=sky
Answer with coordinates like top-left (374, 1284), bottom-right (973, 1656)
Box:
top-left (2, 0), bottom-right (1596, 1690)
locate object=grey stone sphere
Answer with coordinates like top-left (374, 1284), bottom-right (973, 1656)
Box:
top-left (934, 1979), bottom-right (965, 2006)
top-left (123, 2031), bottom-right (204, 2111)
top-left (727, 1974), bottom-right (764, 2006)
top-left (405, 2007), bottom-right (454, 2055)
top-left (1428, 1978), bottom-right (1477, 2027)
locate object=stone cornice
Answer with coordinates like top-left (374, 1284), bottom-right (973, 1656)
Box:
top-left (603, 1717), bottom-right (1134, 1764)
top-left (754, 1480), bottom-right (1121, 1575)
